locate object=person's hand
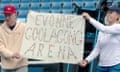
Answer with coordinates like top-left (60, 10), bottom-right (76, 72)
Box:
top-left (78, 60), bottom-right (88, 67)
top-left (82, 12), bottom-right (91, 20)
top-left (12, 52), bottom-right (21, 59)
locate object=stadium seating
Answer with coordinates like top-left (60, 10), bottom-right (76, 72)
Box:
top-left (12, 0), bottom-right (20, 3)
top-left (62, 2), bottom-right (73, 10)
top-left (0, 0), bottom-right (102, 19)
top-left (112, 1), bottom-right (120, 6)
top-left (0, 3), bottom-right (9, 11)
top-left (13, 3), bottom-right (20, 9)
top-left (0, 0), bottom-right (11, 3)
top-left (81, 1), bottom-right (98, 10)
top-left (31, 0), bottom-right (40, 3)
top-left (21, 0), bottom-right (30, 3)
top-left (40, 2), bottom-right (51, 13)
top-left (62, 9), bottom-right (73, 14)
top-left (19, 3), bottom-right (30, 10)
top-left (18, 10), bottom-right (28, 18)
top-left (0, 14), bottom-right (4, 20)
top-left (51, 9), bottom-right (62, 13)
top-left (40, 0), bottom-right (51, 2)
top-left (51, 0), bottom-right (61, 2)
top-left (63, 0), bottom-right (72, 2)
top-left (30, 3), bottom-right (40, 12)
top-left (51, 2), bottom-right (62, 10)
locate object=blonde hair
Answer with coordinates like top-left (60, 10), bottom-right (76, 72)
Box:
top-left (117, 17), bottom-right (120, 24)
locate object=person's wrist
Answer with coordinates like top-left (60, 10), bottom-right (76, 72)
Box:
top-left (87, 15), bottom-right (91, 20)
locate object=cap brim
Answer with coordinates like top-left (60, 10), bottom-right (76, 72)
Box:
top-left (108, 6), bottom-right (115, 11)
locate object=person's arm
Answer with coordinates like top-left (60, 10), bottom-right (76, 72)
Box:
top-left (82, 12), bottom-right (120, 34)
top-left (0, 44), bottom-right (20, 58)
top-left (89, 18), bottom-right (120, 34)
top-left (85, 44), bottom-right (100, 63)
top-left (78, 42), bottom-right (100, 67)
top-left (0, 38), bottom-right (13, 58)
top-left (78, 32), bottom-right (101, 67)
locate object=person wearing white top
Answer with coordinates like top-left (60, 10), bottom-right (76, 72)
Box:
top-left (78, 5), bottom-right (120, 72)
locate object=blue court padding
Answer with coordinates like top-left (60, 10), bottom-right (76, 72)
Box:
top-left (29, 66), bottom-right (44, 72)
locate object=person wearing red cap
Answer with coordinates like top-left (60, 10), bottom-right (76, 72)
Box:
top-left (78, 5), bottom-right (120, 72)
top-left (0, 4), bottom-right (28, 72)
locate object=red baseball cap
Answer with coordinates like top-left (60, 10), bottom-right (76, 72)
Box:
top-left (3, 4), bottom-right (16, 14)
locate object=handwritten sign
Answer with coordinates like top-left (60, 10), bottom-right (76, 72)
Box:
top-left (21, 10), bottom-right (85, 64)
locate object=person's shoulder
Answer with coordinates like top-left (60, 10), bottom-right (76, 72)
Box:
top-left (16, 21), bottom-right (26, 31)
top-left (114, 23), bottom-right (120, 26)
top-left (17, 21), bottom-right (26, 27)
top-left (113, 23), bottom-right (120, 29)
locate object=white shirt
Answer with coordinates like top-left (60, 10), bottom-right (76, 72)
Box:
top-left (85, 18), bottom-right (120, 66)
